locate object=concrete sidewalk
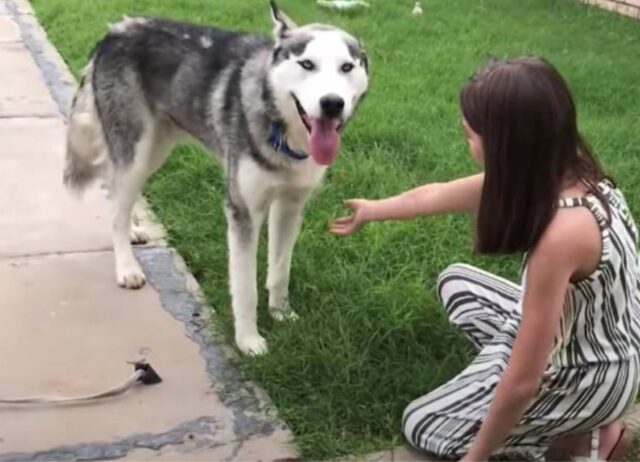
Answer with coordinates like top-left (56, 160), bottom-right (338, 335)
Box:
top-left (0, 0), bottom-right (297, 460)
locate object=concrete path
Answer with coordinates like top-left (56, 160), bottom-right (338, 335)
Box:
top-left (581, 0), bottom-right (640, 19)
top-left (0, 0), bottom-right (297, 460)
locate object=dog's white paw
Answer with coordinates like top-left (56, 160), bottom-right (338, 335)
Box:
top-left (117, 264), bottom-right (146, 289)
top-left (236, 333), bottom-right (268, 356)
top-left (269, 307), bottom-right (299, 322)
top-left (130, 225), bottom-right (150, 245)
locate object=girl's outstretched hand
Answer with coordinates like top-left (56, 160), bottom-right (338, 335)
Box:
top-left (329, 199), bottom-right (374, 236)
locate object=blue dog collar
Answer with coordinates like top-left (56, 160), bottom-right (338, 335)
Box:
top-left (267, 122), bottom-right (309, 161)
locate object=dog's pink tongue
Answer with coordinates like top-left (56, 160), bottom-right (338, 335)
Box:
top-left (309, 118), bottom-right (340, 165)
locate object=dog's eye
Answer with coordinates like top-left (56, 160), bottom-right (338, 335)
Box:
top-left (341, 62), bottom-right (355, 73)
top-left (298, 60), bottom-right (315, 71)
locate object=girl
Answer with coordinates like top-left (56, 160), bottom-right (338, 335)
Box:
top-left (330, 57), bottom-right (640, 461)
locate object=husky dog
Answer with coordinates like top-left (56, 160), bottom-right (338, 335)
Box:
top-left (63, 2), bottom-right (369, 355)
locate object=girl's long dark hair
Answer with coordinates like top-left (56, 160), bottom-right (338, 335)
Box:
top-left (460, 56), bottom-right (607, 254)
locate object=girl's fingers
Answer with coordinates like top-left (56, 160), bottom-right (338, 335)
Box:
top-left (332, 216), bottom-right (354, 225)
top-left (329, 224), bottom-right (354, 235)
top-left (330, 200), bottom-right (366, 235)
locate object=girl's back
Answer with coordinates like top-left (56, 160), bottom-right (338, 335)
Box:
top-left (551, 180), bottom-right (640, 369)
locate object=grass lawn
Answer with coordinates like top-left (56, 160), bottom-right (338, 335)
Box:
top-left (33, 0), bottom-right (640, 458)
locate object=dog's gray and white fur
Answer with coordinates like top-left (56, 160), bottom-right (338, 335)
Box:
top-left (63, 2), bottom-right (369, 355)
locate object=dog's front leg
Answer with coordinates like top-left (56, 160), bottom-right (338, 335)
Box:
top-left (226, 200), bottom-right (267, 356)
top-left (267, 196), bottom-right (308, 322)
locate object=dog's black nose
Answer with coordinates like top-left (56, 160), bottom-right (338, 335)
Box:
top-left (320, 94), bottom-right (345, 118)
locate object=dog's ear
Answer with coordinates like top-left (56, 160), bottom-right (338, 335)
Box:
top-left (360, 49), bottom-right (369, 73)
top-left (269, 1), bottom-right (297, 42)
top-left (357, 40), bottom-right (369, 73)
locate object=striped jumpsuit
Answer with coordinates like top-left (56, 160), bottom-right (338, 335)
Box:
top-left (403, 180), bottom-right (640, 460)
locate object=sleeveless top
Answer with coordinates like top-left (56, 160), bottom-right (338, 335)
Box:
top-left (535, 180), bottom-right (640, 414)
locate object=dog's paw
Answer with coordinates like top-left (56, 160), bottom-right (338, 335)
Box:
top-left (269, 307), bottom-right (299, 322)
top-left (130, 225), bottom-right (150, 245)
top-left (236, 334), bottom-right (268, 356)
top-left (116, 264), bottom-right (146, 289)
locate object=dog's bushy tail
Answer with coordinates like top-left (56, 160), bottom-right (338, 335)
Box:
top-left (63, 60), bottom-right (107, 194)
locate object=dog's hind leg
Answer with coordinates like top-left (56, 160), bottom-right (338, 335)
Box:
top-left (266, 196), bottom-right (308, 322)
top-left (111, 143), bottom-right (153, 289)
top-left (111, 120), bottom-right (178, 288)
top-left (102, 174), bottom-right (144, 245)
top-left (113, 192), bottom-right (146, 289)
top-left (128, 120), bottom-right (179, 246)
top-left (130, 212), bottom-right (149, 245)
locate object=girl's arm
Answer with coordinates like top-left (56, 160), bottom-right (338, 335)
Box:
top-left (330, 173), bottom-right (484, 236)
top-left (462, 213), bottom-right (598, 461)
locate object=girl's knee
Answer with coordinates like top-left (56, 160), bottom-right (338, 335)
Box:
top-left (401, 401), bottom-right (418, 445)
top-left (402, 399), bottom-right (430, 449)
top-left (436, 263), bottom-right (475, 309)
top-left (402, 406), bottom-right (454, 456)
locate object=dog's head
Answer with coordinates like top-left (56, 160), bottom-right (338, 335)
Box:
top-left (268, 1), bottom-right (369, 165)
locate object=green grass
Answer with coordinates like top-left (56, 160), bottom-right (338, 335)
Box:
top-left (33, 0), bottom-right (640, 458)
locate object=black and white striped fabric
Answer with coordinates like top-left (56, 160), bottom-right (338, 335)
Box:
top-left (403, 180), bottom-right (640, 460)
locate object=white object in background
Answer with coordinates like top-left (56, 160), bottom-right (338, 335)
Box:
top-left (316, 0), bottom-right (371, 11)
top-left (411, 1), bottom-right (423, 16)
